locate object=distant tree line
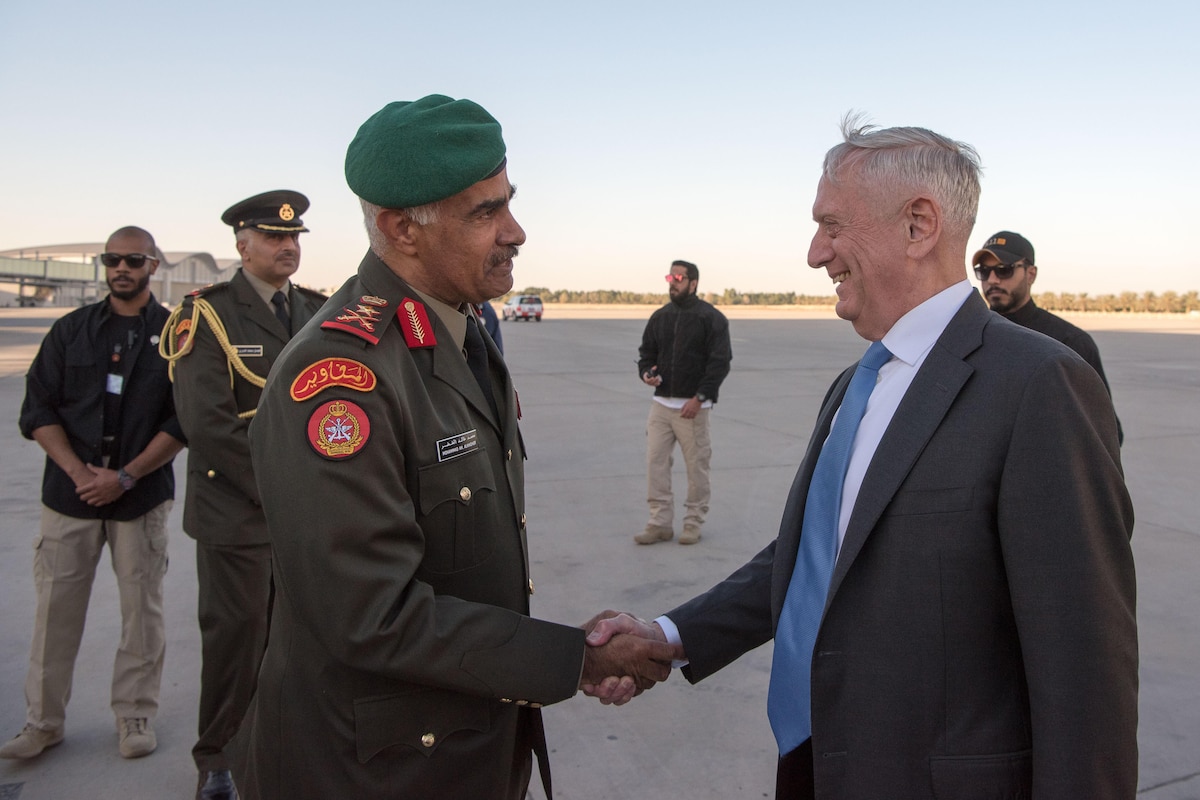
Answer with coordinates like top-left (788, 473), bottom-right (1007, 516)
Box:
top-left (1033, 291), bottom-right (1200, 314)
top-left (506, 287), bottom-right (839, 306)
top-left (504, 288), bottom-right (1200, 313)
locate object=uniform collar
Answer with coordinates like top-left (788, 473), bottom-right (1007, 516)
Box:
top-left (241, 269), bottom-right (291, 308)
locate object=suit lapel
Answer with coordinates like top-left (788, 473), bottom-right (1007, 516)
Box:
top-left (771, 367), bottom-right (854, 620)
top-left (825, 294), bottom-right (988, 602)
top-left (288, 286), bottom-right (328, 333)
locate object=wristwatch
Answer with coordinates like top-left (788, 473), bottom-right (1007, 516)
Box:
top-left (696, 392), bottom-right (708, 403)
top-left (117, 468), bottom-right (137, 491)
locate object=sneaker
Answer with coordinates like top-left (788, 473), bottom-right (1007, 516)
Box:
top-left (634, 524), bottom-right (673, 545)
top-left (679, 525), bottom-right (702, 545)
top-left (0, 724), bottom-right (64, 759)
top-left (118, 717), bottom-right (156, 758)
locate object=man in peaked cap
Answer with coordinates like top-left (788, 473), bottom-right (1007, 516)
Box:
top-left (233, 95), bottom-right (673, 799)
top-left (161, 190), bottom-right (326, 800)
top-left (972, 230), bottom-right (1122, 443)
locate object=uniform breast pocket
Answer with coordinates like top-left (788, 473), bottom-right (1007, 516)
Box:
top-left (416, 448), bottom-right (498, 573)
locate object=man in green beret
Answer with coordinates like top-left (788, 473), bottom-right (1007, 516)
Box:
top-left (232, 95), bottom-right (674, 800)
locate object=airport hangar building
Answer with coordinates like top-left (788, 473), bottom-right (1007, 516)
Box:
top-left (0, 244), bottom-right (239, 307)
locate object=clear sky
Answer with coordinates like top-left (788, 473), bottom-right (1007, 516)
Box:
top-left (1, 0), bottom-right (1196, 297)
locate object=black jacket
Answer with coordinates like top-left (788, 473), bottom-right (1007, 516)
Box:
top-left (637, 293), bottom-right (732, 401)
top-left (20, 295), bottom-right (183, 520)
top-left (1003, 300), bottom-right (1122, 444)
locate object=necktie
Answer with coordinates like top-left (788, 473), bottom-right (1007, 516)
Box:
top-left (271, 291), bottom-right (290, 331)
top-left (767, 340), bottom-right (892, 754)
top-left (464, 318), bottom-right (501, 421)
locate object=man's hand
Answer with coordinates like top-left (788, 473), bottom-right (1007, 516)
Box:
top-left (641, 366), bottom-right (662, 387)
top-left (578, 610), bottom-right (675, 705)
top-left (680, 397), bottom-right (702, 419)
top-left (76, 465), bottom-right (123, 506)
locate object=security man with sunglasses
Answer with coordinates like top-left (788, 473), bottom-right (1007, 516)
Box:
top-left (973, 231), bottom-right (1122, 443)
top-left (160, 191), bottom-right (326, 800)
top-left (5, 227), bottom-right (185, 762)
top-left (635, 260), bottom-right (732, 546)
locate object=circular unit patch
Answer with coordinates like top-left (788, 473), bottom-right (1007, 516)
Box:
top-left (307, 398), bottom-right (371, 460)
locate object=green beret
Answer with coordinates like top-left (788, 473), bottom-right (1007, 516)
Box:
top-left (345, 95), bottom-right (507, 208)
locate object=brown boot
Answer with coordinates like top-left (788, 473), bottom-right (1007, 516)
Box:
top-left (679, 525), bottom-right (702, 545)
top-left (634, 524), bottom-right (673, 544)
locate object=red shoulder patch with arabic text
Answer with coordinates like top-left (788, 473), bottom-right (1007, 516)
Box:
top-left (307, 399), bottom-right (371, 460)
top-left (290, 358), bottom-right (377, 402)
top-left (174, 318), bottom-right (193, 349)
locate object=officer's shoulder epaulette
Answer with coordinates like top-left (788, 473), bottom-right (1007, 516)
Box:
top-left (182, 281), bottom-right (232, 303)
top-left (296, 285), bottom-right (328, 303)
top-left (320, 293), bottom-right (437, 349)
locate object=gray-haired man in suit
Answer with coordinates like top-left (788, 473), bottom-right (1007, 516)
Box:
top-left (587, 116), bottom-right (1136, 800)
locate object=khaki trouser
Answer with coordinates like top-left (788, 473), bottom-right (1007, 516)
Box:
top-left (646, 402), bottom-right (712, 530)
top-left (25, 502), bottom-right (171, 732)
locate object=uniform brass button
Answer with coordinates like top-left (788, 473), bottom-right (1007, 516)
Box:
top-left (520, 513), bottom-right (527, 526)
top-left (421, 733), bottom-right (435, 748)
top-left (507, 449), bottom-right (513, 461)
top-left (500, 698), bottom-right (513, 704)
top-left (206, 470), bottom-right (216, 479)
top-left (459, 487), bottom-right (471, 502)
top-left (515, 700), bottom-right (528, 706)
top-left (528, 579), bottom-right (535, 595)
top-left (529, 703), bottom-right (543, 709)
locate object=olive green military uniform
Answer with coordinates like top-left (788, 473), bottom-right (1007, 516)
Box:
top-left (233, 251), bottom-right (585, 799)
top-left (167, 268), bottom-right (326, 771)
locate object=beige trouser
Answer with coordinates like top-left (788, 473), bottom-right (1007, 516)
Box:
top-left (24, 502), bottom-right (171, 732)
top-left (646, 402), bottom-right (712, 530)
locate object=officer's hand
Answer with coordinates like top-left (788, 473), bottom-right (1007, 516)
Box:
top-left (680, 397), bottom-right (701, 419)
top-left (641, 366), bottom-right (662, 387)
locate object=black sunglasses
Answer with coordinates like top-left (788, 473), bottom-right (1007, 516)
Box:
top-left (100, 252), bottom-right (156, 269)
top-left (974, 263), bottom-right (1025, 281)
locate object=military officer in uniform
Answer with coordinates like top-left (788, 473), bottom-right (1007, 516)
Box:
top-left (232, 96), bottom-right (674, 799)
top-left (161, 190), bottom-right (326, 800)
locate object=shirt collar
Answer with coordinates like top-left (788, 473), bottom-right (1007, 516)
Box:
top-left (241, 269), bottom-right (291, 308)
top-left (410, 287), bottom-right (470, 352)
top-left (880, 280), bottom-right (973, 367)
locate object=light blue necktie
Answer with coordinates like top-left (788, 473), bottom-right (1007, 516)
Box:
top-left (767, 340), bottom-right (892, 754)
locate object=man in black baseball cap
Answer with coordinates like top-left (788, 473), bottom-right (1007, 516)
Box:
top-left (973, 230), bottom-right (1122, 443)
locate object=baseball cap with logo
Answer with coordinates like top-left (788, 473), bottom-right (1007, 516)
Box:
top-left (971, 231), bottom-right (1035, 266)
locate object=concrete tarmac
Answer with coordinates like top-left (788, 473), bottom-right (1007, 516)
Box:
top-left (0, 306), bottom-right (1197, 799)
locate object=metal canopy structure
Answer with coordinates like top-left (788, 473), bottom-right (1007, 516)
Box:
top-left (0, 244), bottom-right (239, 306)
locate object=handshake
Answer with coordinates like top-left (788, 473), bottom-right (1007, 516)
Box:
top-left (576, 611), bottom-right (686, 706)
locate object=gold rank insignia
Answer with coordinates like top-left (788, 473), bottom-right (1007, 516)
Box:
top-left (399, 297), bottom-right (437, 349)
top-left (308, 399), bottom-right (370, 459)
top-left (279, 203), bottom-right (295, 221)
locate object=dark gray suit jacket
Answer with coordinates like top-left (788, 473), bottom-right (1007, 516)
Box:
top-left (669, 292), bottom-right (1136, 799)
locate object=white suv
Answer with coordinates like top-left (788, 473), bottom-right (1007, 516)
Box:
top-left (502, 295), bottom-right (543, 322)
